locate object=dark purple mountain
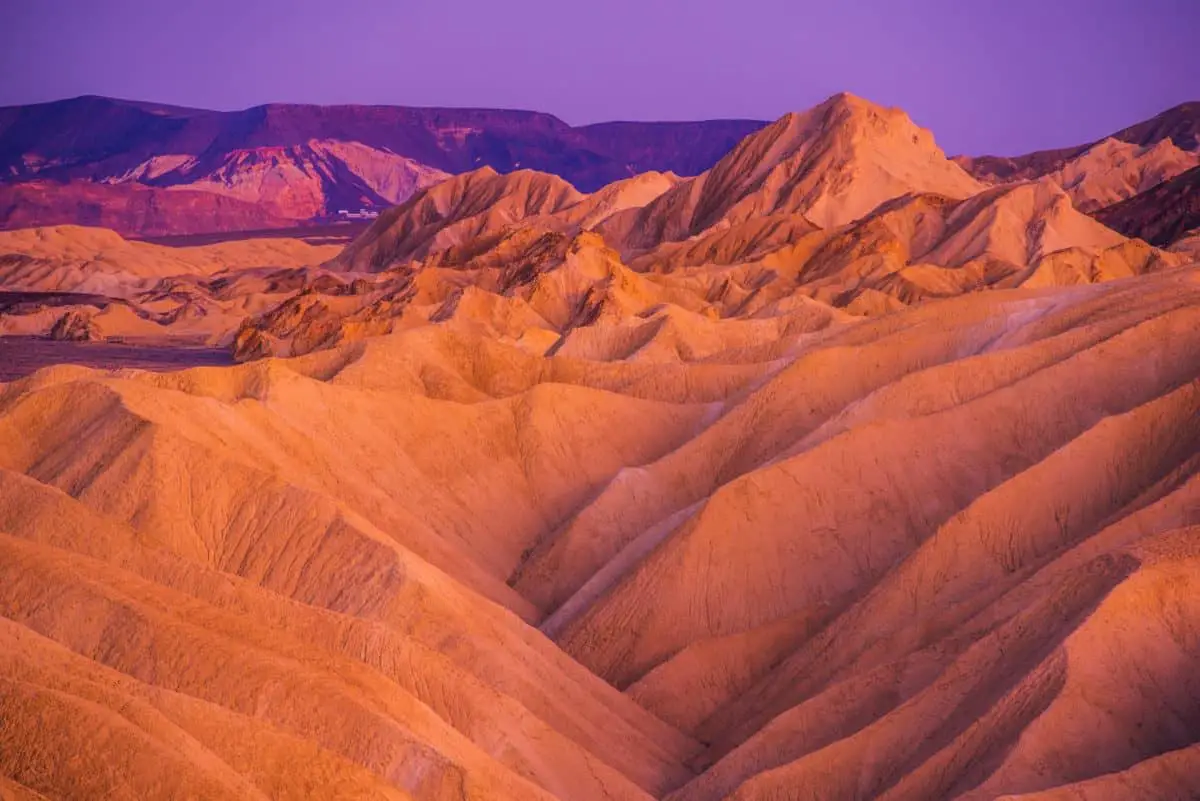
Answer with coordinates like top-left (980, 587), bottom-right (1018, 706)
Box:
top-left (1094, 165), bottom-right (1200, 246)
top-left (0, 96), bottom-right (765, 192)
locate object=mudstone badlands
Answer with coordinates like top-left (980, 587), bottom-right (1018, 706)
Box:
top-left (1, 93), bottom-right (1200, 800)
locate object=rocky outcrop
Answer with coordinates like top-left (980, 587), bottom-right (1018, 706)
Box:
top-left (48, 309), bottom-right (101, 341)
top-left (1094, 164), bottom-right (1200, 246)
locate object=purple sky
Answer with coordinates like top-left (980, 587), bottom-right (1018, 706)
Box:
top-left (3, 0), bottom-right (1197, 156)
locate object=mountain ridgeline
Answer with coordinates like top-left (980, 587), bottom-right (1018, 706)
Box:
top-left (2, 95), bottom-right (1198, 242)
top-left (0, 96), bottom-right (765, 232)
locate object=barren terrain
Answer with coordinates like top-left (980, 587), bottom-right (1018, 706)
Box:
top-left (1, 92), bottom-right (1198, 801)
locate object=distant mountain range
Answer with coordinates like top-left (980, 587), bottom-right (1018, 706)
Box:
top-left (0, 96), bottom-right (765, 234)
top-left (1, 95), bottom-right (1198, 243)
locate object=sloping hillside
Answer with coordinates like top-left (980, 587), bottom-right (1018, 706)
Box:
top-left (1094, 165), bottom-right (1200, 246)
top-left (3, 91), bottom-right (1200, 801)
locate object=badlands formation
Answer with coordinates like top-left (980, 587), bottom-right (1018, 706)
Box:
top-left (1, 93), bottom-right (1200, 800)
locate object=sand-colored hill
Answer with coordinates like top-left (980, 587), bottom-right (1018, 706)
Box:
top-left (779, 179), bottom-right (1184, 309)
top-left (554, 171), bottom-right (681, 230)
top-left (3, 263), bottom-right (1200, 800)
top-left (1045, 137), bottom-right (1200, 212)
top-left (229, 175), bottom-right (1186, 361)
top-left (4, 91), bottom-right (1200, 801)
top-left (334, 168), bottom-right (684, 274)
top-left (0, 347), bottom-right (713, 800)
top-left (335, 168), bottom-right (585, 270)
top-left (598, 93), bottom-right (983, 253)
top-left (234, 230), bottom-right (725, 360)
top-left (0, 225), bottom-right (343, 344)
top-left (233, 120), bottom-right (1187, 359)
top-left (0, 225), bottom-right (341, 284)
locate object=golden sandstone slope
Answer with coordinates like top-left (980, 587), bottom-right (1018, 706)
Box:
top-left (2, 93), bottom-right (1200, 801)
top-left (0, 226), bottom-right (342, 343)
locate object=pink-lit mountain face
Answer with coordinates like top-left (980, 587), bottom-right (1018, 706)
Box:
top-left (0, 96), bottom-right (766, 234)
